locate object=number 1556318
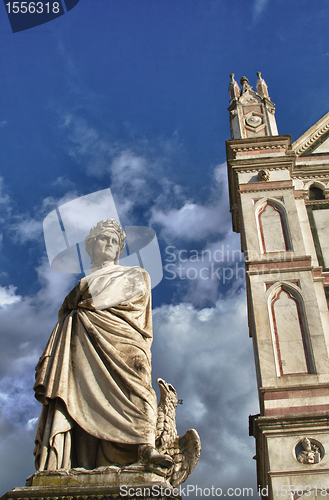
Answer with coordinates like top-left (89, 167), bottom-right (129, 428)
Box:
top-left (5, 2), bottom-right (60, 14)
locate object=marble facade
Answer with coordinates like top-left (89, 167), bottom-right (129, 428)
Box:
top-left (226, 74), bottom-right (329, 499)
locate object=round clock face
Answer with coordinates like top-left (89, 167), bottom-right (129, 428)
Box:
top-left (246, 115), bottom-right (262, 128)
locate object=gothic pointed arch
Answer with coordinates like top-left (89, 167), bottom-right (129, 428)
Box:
top-left (255, 198), bottom-right (292, 254)
top-left (267, 282), bottom-right (315, 377)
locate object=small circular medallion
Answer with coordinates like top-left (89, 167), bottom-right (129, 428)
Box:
top-left (246, 115), bottom-right (262, 128)
top-left (295, 437), bottom-right (324, 464)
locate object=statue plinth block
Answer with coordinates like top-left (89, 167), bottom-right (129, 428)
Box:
top-left (1, 467), bottom-right (180, 500)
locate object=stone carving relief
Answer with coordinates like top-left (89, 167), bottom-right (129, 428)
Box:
top-left (258, 169), bottom-right (270, 181)
top-left (295, 438), bottom-right (323, 464)
top-left (246, 115), bottom-right (262, 128)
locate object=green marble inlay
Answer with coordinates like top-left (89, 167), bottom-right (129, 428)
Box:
top-left (306, 205), bottom-right (328, 271)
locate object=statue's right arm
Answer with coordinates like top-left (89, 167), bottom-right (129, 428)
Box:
top-left (58, 279), bottom-right (89, 320)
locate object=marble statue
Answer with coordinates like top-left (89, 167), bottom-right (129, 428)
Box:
top-left (33, 219), bottom-right (200, 487)
top-left (297, 438), bottom-right (320, 464)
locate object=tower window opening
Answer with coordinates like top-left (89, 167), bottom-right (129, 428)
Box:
top-left (309, 186), bottom-right (325, 200)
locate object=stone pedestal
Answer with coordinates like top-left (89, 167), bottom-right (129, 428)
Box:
top-left (1, 466), bottom-right (180, 500)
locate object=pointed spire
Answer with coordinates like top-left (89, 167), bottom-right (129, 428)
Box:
top-left (256, 71), bottom-right (269, 99)
top-left (227, 72), bottom-right (278, 139)
top-left (228, 73), bottom-right (240, 101)
top-left (240, 76), bottom-right (252, 95)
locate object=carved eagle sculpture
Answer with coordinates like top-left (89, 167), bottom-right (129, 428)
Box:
top-left (155, 378), bottom-right (201, 488)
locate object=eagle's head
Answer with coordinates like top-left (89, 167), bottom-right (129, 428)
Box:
top-left (157, 378), bottom-right (178, 407)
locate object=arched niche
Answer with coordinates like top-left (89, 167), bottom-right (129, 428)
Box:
top-left (267, 283), bottom-right (314, 377)
top-left (255, 198), bottom-right (292, 254)
top-left (309, 185), bottom-right (325, 200)
top-left (304, 179), bottom-right (327, 195)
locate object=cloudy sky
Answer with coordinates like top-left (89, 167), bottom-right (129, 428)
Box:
top-left (1, 0), bottom-right (329, 496)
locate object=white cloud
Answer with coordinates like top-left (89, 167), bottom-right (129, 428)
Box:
top-left (26, 417), bottom-right (38, 431)
top-left (253, 0), bottom-right (270, 19)
top-left (151, 295), bottom-right (259, 491)
top-left (150, 162), bottom-right (231, 242)
top-left (52, 176), bottom-right (76, 189)
top-left (61, 114), bottom-right (113, 178)
top-left (151, 201), bottom-right (230, 241)
top-left (9, 191), bottom-right (79, 244)
top-left (0, 258), bottom-right (78, 494)
top-left (161, 231), bottom-right (245, 306)
top-left (111, 150), bottom-right (148, 184)
top-left (59, 115), bottom-right (189, 222)
top-left (0, 260), bottom-right (76, 380)
top-left (0, 178), bottom-right (13, 243)
top-left (0, 285), bottom-right (21, 307)
top-left (0, 411), bottom-right (35, 492)
top-left (10, 217), bottom-right (42, 243)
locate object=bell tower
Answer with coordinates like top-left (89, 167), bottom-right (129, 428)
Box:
top-left (228, 72), bottom-right (278, 140)
top-left (226, 73), bottom-right (329, 499)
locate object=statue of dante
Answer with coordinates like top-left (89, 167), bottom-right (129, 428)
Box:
top-left (33, 219), bottom-right (172, 470)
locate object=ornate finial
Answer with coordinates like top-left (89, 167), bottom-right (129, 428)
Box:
top-left (256, 71), bottom-right (269, 98)
top-left (228, 73), bottom-right (240, 101)
top-left (240, 76), bottom-right (252, 95)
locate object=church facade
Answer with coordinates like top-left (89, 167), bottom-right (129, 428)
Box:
top-left (226, 73), bottom-right (329, 499)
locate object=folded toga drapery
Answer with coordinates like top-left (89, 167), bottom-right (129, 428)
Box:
top-left (33, 265), bottom-right (157, 470)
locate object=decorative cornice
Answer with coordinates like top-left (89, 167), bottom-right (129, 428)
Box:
top-left (239, 182), bottom-right (293, 194)
top-left (292, 111), bottom-right (329, 156)
top-left (232, 144), bottom-right (286, 153)
top-left (234, 166), bottom-right (289, 173)
top-left (305, 199), bottom-right (329, 205)
top-left (226, 135), bottom-right (291, 158)
top-left (292, 172), bottom-right (329, 180)
top-left (269, 469), bottom-right (329, 477)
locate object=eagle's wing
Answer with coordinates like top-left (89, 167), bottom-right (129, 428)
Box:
top-left (170, 429), bottom-right (201, 488)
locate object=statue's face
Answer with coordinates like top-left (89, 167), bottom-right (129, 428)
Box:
top-left (304, 439), bottom-right (312, 451)
top-left (93, 230), bottom-right (120, 265)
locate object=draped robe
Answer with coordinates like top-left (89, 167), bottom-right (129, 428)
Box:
top-left (33, 265), bottom-right (157, 470)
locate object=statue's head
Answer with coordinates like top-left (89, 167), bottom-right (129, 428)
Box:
top-left (302, 438), bottom-right (312, 451)
top-left (85, 219), bottom-right (126, 266)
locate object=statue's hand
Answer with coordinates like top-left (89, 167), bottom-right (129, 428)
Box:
top-left (58, 281), bottom-right (88, 319)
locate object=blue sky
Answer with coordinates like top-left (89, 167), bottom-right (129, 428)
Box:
top-left (1, 0), bottom-right (329, 496)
